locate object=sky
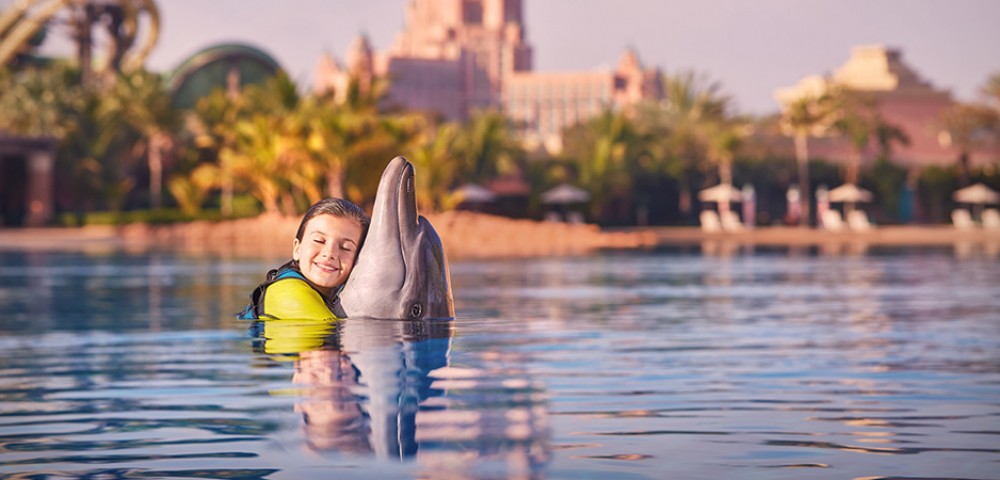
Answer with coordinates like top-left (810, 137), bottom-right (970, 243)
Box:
top-left (12, 0), bottom-right (1000, 115)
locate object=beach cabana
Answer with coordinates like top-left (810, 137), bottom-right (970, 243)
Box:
top-left (452, 182), bottom-right (496, 213)
top-left (952, 183), bottom-right (999, 223)
top-left (827, 183), bottom-right (873, 203)
top-left (698, 183), bottom-right (743, 204)
top-left (698, 184), bottom-right (744, 230)
top-left (952, 183), bottom-right (999, 204)
top-left (453, 182), bottom-right (497, 204)
top-left (827, 183), bottom-right (873, 218)
top-left (541, 183), bottom-right (589, 222)
top-left (541, 183), bottom-right (590, 204)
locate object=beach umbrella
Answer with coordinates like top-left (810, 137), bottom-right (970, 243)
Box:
top-left (827, 183), bottom-right (873, 203)
top-left (541, 183), bottom-right (590, 204)
top-left (697, 183), bottom-right (743, 203)
top-left (952, 183), bottom-right (999, 204)
top-left (453, 182), bottom-right (497, 203)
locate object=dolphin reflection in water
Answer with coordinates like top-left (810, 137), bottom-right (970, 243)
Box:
top-left (258, 318), bottom-right (550, 477)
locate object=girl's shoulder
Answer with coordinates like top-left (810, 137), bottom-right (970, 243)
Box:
top-left (264, 276), bottom-right (335, 321)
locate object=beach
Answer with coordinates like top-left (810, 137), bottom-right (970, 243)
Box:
top-left (1, 212), bottom-right (998, 258)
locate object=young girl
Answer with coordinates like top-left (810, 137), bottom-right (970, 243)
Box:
top-left (240, 198), bottom-right (370, 321)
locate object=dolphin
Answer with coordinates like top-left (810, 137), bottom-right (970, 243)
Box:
top-left (334, 156), bottom-right (455, 320)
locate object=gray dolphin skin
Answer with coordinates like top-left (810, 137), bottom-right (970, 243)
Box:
top-left (334, 156), bottom-right (455, 320)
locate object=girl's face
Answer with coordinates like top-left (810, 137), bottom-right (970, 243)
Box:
top-left (292, 214), bottom-right (363, 296)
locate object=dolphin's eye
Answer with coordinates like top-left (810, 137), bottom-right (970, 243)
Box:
top-left (408, 303), bottom-right (423, 319)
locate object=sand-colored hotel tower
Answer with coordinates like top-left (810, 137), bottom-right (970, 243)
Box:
top-left (314, 0), bottom-right (663, 152)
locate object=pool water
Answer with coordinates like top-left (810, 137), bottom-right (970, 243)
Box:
top-left (0, 248), bottom-right (998, 479)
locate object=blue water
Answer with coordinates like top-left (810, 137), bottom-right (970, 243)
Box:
top-left (1, 247), bottom-right (998, 479)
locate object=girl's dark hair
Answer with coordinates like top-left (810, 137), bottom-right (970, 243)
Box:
top-left (295, 197), bottom-right (371, 243)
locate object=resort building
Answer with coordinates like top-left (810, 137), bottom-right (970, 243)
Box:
top-left (775, 45), bottom-right (997, 169)
top-left (504, 48), bottom-right (663, 152)
top-left (313, 0), bottom-right (663, 152)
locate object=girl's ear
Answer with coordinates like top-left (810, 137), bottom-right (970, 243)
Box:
top-left (292, 239), bottom-right (301, 261)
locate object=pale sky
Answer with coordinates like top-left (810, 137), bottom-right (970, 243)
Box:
top-left (12, 0), bottom-right (1000, 115)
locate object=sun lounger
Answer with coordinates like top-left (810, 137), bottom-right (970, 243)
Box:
top-left (699, 210), bottom-right (722, 232)
top-left (847, 210), bottom-right (873, 231)
top-left (982, 208), bottom-right (1000, 231)
top-left (821, 210), bottom-right (845, 231)
top-left (951, 209), bottom-right (976, 230)
top-left (720, 210), bottom-right (744, 232)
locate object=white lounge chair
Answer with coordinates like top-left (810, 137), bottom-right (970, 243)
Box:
top-left (951, 209), bottom-right (976, 230)
top-left (821, 210), bottom-right (845, 231)
top-left (982, 208), bottom-right (1000, 231)
top-left (847, 210), bottom-right (873, 231)
top-left (699, 210), bottom-right (722, 232)
top-left (719, 210), bottom-right (744, 232)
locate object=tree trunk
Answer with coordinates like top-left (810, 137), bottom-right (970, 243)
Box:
top-left (846, 150), bottom-right (861, 186)
top-left (221, 178), bottom-right (233, 217)
top-left (794, 133), bottom-right (811, 226)
top-left (718, 159), bottom-right (733, 186)
top-left (149, 133), bottom-right (163, 210)
top-left (958, 150), bottom-right (970, 186)
top-left (77, 4), bottom-right (95, 86)
top-left (326, 163), bottom-right (344, 199)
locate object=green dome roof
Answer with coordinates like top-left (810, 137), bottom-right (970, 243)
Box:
top-left (168, 43), bottom-right (283, 109)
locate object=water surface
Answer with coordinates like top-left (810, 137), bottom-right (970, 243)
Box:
top-left (0, 247), bottom-right (998, 479)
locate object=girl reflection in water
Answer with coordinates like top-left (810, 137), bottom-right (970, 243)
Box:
top-left (293, 347), bottom-right (372, 454)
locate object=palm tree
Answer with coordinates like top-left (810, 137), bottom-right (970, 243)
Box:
top-left (827, 87), bottom-right (878, 185)
top-left (826, 86), bottom-right (909, 218)
top-left (455, 109), bottom-right (524, 183)
top-left (648, 71), bottom-right (733, 213)
top-left (780, 93), bottom-right (832, 225)
top-left (408, 121), bottom-right (462, 212)
top-left (982, 72), bottom-right (1000, 108)
top-left (941, 102), bottom-right (995, 185)
top-left (113, 69), bottom-right (180, 209)
top-left (188, 88), bottom-right (248, 215)
top-left (0, 61), bottom-right (78, 137)
top-left (564, 108), bottom-right (650, 220)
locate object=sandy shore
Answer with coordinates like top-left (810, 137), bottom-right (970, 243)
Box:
top-left (0, 212), bottom-right (997, 258)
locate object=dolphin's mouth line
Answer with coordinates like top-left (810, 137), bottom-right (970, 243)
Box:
top-left (393, 162), bottom-right (413, 285)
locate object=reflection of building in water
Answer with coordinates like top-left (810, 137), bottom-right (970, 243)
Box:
top-left (313, 0), bottom-right (662, 153)
top-left (279, 318), bottom-right (550, 474)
